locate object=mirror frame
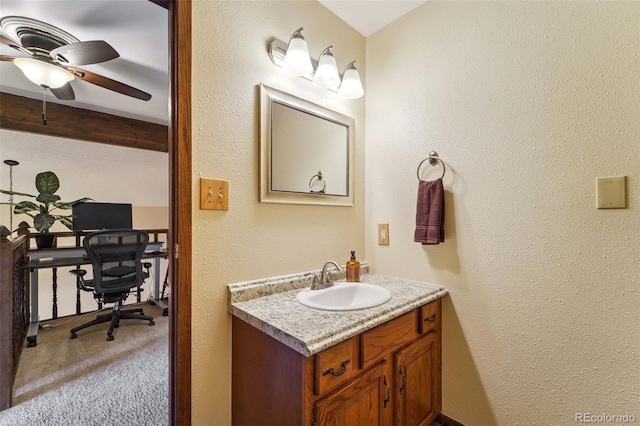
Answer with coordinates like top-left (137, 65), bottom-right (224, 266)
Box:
top-left (259, 84), bottom-right (355, 206)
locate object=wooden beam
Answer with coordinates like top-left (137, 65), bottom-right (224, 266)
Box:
top-left (0, 92), bottom-right (168, 152)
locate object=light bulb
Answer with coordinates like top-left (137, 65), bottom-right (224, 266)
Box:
top-left (282, 28), bottom-right (313, 77)
top-left (312, 46), bottom-right (340, 89)
top-left (338, 61), bottom-right (364, 99)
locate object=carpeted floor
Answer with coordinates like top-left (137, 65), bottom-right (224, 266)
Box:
top-left (0, 303), bottom-right (168, 426)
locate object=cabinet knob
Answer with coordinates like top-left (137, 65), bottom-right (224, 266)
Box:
top-left (322, 359), bottom-right (350, 377)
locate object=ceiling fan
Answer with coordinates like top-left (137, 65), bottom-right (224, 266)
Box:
top-left (0, 16), bottom-right (152, 102)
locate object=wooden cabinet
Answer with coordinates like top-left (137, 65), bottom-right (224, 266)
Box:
top-left (232, 297), bottom-right (441, 426)
top-left (395, 333), bottom-right (440, 426)
top-left (315, 360), bottom-right (391, 426)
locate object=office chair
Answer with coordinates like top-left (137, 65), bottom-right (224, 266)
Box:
top-left (69, 229), bottom-right (155, 341)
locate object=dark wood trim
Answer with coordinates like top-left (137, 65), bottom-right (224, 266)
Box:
top-left (0, 93), bottom-right (168, 152)
top-left (0, 235), bottom-right (29, 411)
top-left (168, 0), bottom-right (192, 424)
top-left (436, 413), bottom-right (467, 426)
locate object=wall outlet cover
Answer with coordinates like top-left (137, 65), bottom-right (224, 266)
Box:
top-left (596, 176), bottom-right (626, 209)
top-left (378, 223), bottom-right (389, 245)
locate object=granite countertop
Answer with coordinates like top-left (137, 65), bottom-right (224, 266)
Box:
top-left (228, 267), bottom-right (448, 356)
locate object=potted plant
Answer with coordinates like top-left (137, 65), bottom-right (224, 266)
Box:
top-left (0, 171), bottom-right (91, 248)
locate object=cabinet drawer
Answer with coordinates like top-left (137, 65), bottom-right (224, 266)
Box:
top-left (419, 298), bottom-right (441, 335)
top-left (360, 310), bottom-right (419, 369)
top-left (314, 337), bottom-right (360, 396)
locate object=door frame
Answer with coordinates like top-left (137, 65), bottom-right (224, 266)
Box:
top-left (167, 0), bottom-right (192, 424)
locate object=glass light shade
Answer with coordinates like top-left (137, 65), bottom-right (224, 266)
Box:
top-left (312, 50), bottom-right (340, 89)
top-left (282, 37), bottom-right (313, 77)
top-left (338, 67), bottom-right (364, 99)
top-left (13, 58), bottom-right (74, 88)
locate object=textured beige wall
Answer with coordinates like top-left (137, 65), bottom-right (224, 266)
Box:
top-left (366, 2), bottom-right (639, 425)
top-left (191, 1), bottom-right (365, 423)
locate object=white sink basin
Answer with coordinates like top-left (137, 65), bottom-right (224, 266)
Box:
top-left (296, 282), bottom-right (392, 311)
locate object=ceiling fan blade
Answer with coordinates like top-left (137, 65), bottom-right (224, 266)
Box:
top-left (0, 54), bottom-right (17, 62)
top-left (0, 33), bottom-right (17, 47)
top-left (50, 40), bottom-right (119, 66)
top-left (49, 83), bottom-right (75, 100)
top-left (0, 34), bottom-right (33, 56)
top-left (67, 66), bottom-right (152, 101)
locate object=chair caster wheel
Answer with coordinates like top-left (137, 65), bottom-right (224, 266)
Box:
top-left (70, 333), bottom-right (77, 339)
top-left (107, 335), bottom-right (114, 341)
top-left (149, 321), bottom-right (155, 326)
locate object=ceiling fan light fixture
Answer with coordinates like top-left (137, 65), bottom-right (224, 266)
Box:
top-left (13, 57), bottom-right (74, 89)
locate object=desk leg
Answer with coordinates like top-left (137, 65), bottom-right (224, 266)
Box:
top-left (154, 259), bottom-right (160, 299)
top-left (52, 267), bottom-right (58, 320)
top-left (150, 257), bottom-right (168, 316)
top-left (27, 268), bottom-right (39, 347)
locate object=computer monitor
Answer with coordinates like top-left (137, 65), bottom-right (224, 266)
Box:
top-left (72, 202), bottom-right (133, 231)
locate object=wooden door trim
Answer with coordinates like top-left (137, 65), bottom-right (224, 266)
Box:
top-left (168, 0), bottom-right (192, 424)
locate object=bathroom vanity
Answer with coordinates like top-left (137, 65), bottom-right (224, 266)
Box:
top-left (228, 269), bottom-right (447, 426)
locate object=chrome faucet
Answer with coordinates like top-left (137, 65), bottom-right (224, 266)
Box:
top-left (309, 261), bottom-right (343, 290)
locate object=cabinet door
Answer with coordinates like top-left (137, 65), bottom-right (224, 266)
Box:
top-left (315, 360), bottom-right (391, 426)
top-left (395, 333), bottom-right (440, 426)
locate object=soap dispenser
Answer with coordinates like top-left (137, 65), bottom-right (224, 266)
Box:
top-left (346, 250), bottom-right (360, 282)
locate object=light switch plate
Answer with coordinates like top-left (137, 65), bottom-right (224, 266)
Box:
top-left (200, 178), bottom-right (229, 210)
top-left (378, 223), bottom-right (389, 245)
top-left (596, 176), bottom-right (626, 209)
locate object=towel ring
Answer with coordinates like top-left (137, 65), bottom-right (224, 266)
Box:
top-left (309, 170), bottom-right (326, 193)
top-left (416, 151), bottom-right (446, 180)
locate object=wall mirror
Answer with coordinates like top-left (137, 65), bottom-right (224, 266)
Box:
top-left (260, 84), bottom-right (354, 206)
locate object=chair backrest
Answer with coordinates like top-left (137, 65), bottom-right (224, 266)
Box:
top-left (83, 229), bottom-right (149, 295)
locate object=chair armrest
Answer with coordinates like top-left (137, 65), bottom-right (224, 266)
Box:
top-left (69, 269), bottom-right (94, 292)
top-left (142, 262), bottom-right (152, 279)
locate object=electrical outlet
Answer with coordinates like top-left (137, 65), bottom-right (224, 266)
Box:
top-left (378, 223), bottom-right (389, 245)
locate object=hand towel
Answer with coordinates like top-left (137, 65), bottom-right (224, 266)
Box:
top-left (414, 178), bottom-right (445, 245)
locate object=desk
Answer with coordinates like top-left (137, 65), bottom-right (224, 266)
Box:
top-left (25, 243), bottom-right (167, 347)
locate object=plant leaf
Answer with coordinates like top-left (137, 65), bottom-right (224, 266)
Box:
top-left (0, 189), bottom-right (36, 197)
top-left (13, 201), bottom-right (39, 214)
top-left (54, 197), bottom-right (93, 210)
top-left (34, 213), bottom-right (55, 233)
top-left (35, 171), bottom-right (60, 195)
top-left (56, 216), bottom-right (74, 230)
top-left (37, 193), bottom-right (61, 204)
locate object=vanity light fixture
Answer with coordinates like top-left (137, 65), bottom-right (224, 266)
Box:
top-left (268, 29), bottom-right (364, 99)
top-left (312, 46), bottom-right (340, 89)
top-left (281, 27), bottom-right (314, 77)
top-left (338, 61), bottom-right (364, 100)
